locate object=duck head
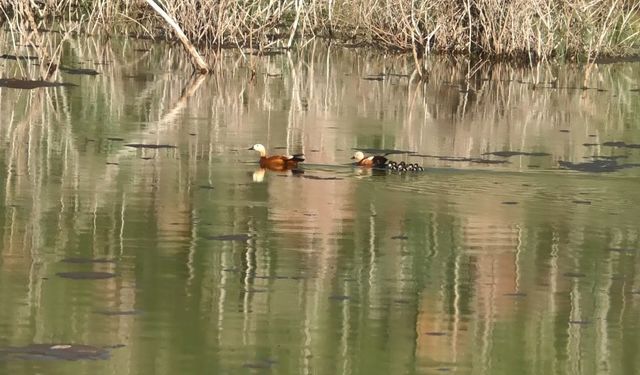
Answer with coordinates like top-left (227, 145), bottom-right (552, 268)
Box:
top-left (351, 151), bottom-right (365, 162)
top-left (248, 144), bottom-right (267, 157)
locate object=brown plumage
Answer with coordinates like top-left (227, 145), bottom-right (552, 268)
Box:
top-left (351, 151), bottom-right (388, 167)
top-left (249, 144), bottom-right (305, 171)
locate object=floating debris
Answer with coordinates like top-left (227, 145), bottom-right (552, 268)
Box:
top-left (503, 292), bottom-right (527, 297)
top-left (0, 78), bottom-right (76, 90)
top-left (302, 175), bottom-right (343, 180)
top-left (124, 73), bottom-right (156, 81)
top-left (436, 156), bottom-right (473, 162)
top-left (424, 332), bottom-right (447, 336)
top-left (329, 295), bottom-right (351, 301)
top-left (61, 257), bottom-right (116, 264)
top-left (0, 54), bottom-right (38, 61)
top-left (563, 272), bottom-right (586, 278)
top-left (60, 67), bottom-right (99, 75)
top-left (242, 359), bottom-right (277, 369)
top-left (602, 141), bottom-right (627, 147)
top-left (125, 144), bottom-right (177, 149)
top-left (559, 129), bottom-right (570, 133)
top-left (0, 344), bottom-right (115, 361)
top-left (471, 159), bottom-right (510, 164)
top-left (106, 137), bottom-right (125, 141)
top-left (94, 309), bottom-right (142, 316)
top-left (572, 200), bottom-right (592, 205)
top-left (362, 75), bottom-right (384, 81)
top-left (559, 159), bottom-right (630, 173)
top-left (391, 235), bottom-right (409, 240)
top-left (582, 143), bottom-right (599, 147)
top-left (393, 299), bottom-right (411, 304)
top-left (198, 185), bottom-right (215, 190)
top-left (601, 141), bottom-right (640, 149)
top-left (205, 234), bottom-right (251, 241)
top-left (56, 272), bottom-right (116, 280)
top-left (568, 320), bottom-right (591, 325)
top-left (253, 274), bottom-right (293, 280)
top-left (482, 151), bottom-right (550, 157)
top-left (502, 201), bottom-right (519, 205)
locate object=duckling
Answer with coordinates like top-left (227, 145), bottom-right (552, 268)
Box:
top-left (248, 144), bottom-right (304, 171)
top-left (351, 151), bottom-right (388, 168)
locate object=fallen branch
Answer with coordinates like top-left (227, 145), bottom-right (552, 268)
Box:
top-left (144, 0), bottom-right (209, 73)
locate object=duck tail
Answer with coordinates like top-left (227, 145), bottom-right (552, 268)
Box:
top-left (290, 154), bottom-right (305, 162)
top-left (372, 155), bottom-right (388, 167)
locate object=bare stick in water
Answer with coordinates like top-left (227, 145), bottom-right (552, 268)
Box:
top-left (144, 0), bottom-right (209, 74)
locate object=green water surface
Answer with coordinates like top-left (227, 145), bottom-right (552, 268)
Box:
top-left (0, 34), bottom-right (639, 375)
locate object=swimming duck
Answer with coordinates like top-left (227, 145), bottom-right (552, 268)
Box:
top-left (248, 144), bottom-right (305, 171)
top-left (351, 151), bottom-right (388, 167)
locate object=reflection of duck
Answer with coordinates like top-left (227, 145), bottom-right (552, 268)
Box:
top-left (351, 151), bottom-right (388, 167)
top-left (252, 167), bottom-right (304, 182)
top-left (248, 144), bottom-right (305, 171)
top-left (252, 168), bottom-right (266, 182)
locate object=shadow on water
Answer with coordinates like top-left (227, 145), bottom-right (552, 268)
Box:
top-left (0, 78), bottom-right (75, 89)
top-left (559, 159), bottom-right (640, 173)
top-left (56, 272), bottom-right (117, 280)
top-left (0, 344), bottom-right (120, 361)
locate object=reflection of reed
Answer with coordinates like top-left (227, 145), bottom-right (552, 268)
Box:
top-left (1, 33), bottom-right (640, 375)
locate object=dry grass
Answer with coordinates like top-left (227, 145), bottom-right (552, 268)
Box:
top-left (1, 0), bottom-right (639, 75)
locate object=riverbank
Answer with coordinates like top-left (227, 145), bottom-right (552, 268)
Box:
top-left (3, 0), bottom-right (640, 63)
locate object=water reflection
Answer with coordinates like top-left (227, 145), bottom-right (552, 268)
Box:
top-left (252, 168), bottom-right (266, 182)
top-left (0, 31), bottom-right (639, 375)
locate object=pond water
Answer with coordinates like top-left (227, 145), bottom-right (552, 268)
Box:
top-left (0, 33), bottom-right (639, 375)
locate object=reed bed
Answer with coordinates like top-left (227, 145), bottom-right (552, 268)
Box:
top-left (1, 0), bottom-right (639, 63)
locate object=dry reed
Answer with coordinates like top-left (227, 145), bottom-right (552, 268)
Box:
top-left (1, 0), bottom-right (638, 60)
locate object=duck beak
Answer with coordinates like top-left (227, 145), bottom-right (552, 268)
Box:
top-left (247, 146), bottom-right (254, 150)
top-left (350, 156), bottom-right (356, 159)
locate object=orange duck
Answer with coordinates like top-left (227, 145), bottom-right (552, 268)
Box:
top-left (351, 151), bottom-right (388, 167)
top-left (248, 144), bottom-right (305, 171)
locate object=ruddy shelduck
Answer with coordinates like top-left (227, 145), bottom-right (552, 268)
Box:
top-left (248, 144), bottom-right (305, 171)
top-left (351, 151), bottom-right (388, 168)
